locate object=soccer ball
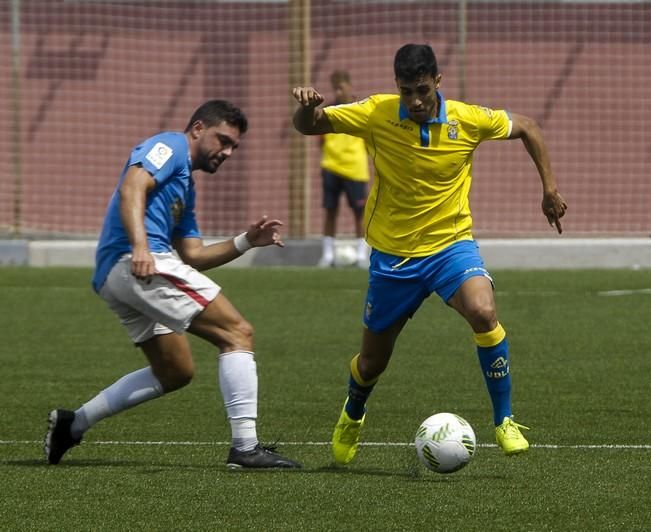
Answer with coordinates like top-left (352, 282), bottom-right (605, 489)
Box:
top-left (414, 412), bottom-right (476, 474)
top-left (334, 243), bottom-right (358, 266)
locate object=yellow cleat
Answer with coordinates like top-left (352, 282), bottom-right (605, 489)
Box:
top-left (495, 417), bottom-right (530, 455)
top-left (331, 401), bottom-right (366, 465)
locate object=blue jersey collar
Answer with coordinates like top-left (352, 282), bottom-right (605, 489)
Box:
top-left (399, 92), bottom-right (447, 147)
top-left (399, 91), bottom-right (447, 124)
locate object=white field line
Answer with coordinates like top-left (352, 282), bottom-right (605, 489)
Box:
top-left (1, 440), bottom-right (649, 450)
top-left (596, 288), bottom-right (651, 296)
top-left (493, 289), bottom-right (651, 297)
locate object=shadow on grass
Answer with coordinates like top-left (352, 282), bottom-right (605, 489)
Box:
top-left (311, 462), bottom-right (507, 482)
top-left (1, 458), bottom-right (306, 472)
top-left (1, 459), bottom-right (507, 482)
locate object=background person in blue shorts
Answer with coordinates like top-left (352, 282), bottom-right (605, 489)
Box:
top-left (318, 70), bottom-right (370, 268)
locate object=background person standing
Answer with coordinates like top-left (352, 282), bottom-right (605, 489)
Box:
top-left (318, 70), bottom-right (370, 268)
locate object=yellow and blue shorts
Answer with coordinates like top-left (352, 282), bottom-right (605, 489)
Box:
top-left (363, 240), bottom-right (493, 333)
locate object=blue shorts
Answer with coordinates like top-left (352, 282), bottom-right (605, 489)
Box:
top-left (363, 240), bottom-right (493, 333)
top-left (321, 170), bottom-right (367, 214)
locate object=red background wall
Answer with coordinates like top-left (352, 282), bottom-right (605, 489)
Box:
top-left (0, 1), bottom-right (649, 237)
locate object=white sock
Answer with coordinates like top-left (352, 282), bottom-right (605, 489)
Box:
top-left (71, 367), bottom-right (164, 439)
top-left (322, 236), bottom-right (335, 262)
top-left (218, 351), bottom-right (258, 451)
top-left (356, 238), bottom-right (368, 262)
top-left (230, 418), bottom-right (258, 452)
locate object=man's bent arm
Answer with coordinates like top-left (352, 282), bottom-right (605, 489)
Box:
top-left (509, 113), bottom-right (557, 193)
top-left (119, 165), bottom-right (157, 278)
top-left (292, 86), bottom-right (335, 135)
top-left (174, 216), bottom-right (285, 271)
top-left (509, 113), bottom-right (567, 233)
top-left (173, 237), bottom-right (242, 271)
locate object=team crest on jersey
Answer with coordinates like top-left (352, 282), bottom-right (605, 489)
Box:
top-left (145, 142), bottom-right (173, 169)
top-left (171, 198), bottom-right (184, 225)
top-left (447, 120), bottom-right (459, 140)
top-left (478, 106), bottom-right (493, 118)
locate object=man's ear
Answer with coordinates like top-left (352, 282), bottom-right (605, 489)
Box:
top-left (190, 120), bottom-right (204, 139)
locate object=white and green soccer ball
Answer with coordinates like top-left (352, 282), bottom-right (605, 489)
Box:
top-left (334, 243), bottom-right (358, 266)
top-left (415, 412), bottom-right (476, 474)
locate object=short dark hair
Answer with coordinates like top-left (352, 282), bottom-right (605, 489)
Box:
top-left (184, 100), bottom-right (248, 134)
top-left (330, 70), bottom-right (351, 85)
top-left (394, 44), bottom-right (438, 81)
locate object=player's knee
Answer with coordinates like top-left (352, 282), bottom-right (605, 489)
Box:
top-left (357, 354), bottom-right (387, 381)
top-left (158, 360), bottom-right (195, 392)
top-left (231, 318), bottom-right (254, 350)
top-left (467, 302), bottom-right (497, 330)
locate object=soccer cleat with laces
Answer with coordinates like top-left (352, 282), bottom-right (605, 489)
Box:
top-left (226, 444), bottom-right (302, 469)
top-left (331, 401), bottom-right (366, 465)
top-left (45, 409), bottom-right (82, 464)
top-left (495, 416), bottom-right (530, 455)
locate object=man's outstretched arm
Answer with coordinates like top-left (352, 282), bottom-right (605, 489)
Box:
top-left (173, 215), bottom-right (284, 271)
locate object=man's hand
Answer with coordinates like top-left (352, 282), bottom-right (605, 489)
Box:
top-left (292, 86), bottom-right (325, 109)
top-left (245, 215), bottom-right (285, 248)
top-left (131, 245), bottom-right (156, 280)
top-left (542, 190), bottom-right (567, 234)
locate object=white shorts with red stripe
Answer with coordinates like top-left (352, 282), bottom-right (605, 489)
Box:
top-left (99, 252), bottom-right (220, 344)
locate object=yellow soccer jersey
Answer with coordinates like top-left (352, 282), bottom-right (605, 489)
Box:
top-left (321, 130), bottom-right (369, 182)
top-left (323, 93), bottom-right (512, 256)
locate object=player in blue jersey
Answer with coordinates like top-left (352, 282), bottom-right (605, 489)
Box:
top-left (45, 100), bottom-right (301, 469)
top-left (293, 44), bottom-right (567, 464)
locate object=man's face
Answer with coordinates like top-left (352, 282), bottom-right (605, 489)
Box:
top-left (192, 121), bottom-right (241, 174)
top-left (332, 80), bottom-right (353, 104)
top-left (396, 73), bottom-right (441, 124)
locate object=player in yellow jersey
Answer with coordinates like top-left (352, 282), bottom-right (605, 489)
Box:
top-left (318, 70), bottom-right (370, 268)
top-left (292, 44), bottom-right (567, 463)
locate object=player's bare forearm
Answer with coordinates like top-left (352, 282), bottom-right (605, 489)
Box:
top-left (175, 216), bottom-right (285, 271)
top-left (174, 238), bottom-right (241, 271)
top-left (510, 114), bottom-right (556, 191)
top-left (292, 86), bottom-right (334, 135)
top-left (119, 166), bottom-right (157, 278)
top-left (510, 113), bottom-right (567, 233)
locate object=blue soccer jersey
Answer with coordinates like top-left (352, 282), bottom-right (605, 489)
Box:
top-left (92, 131), bottom-right (200, 292)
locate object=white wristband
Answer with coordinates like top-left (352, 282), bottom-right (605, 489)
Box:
top-left (233, 232), bottom-right (252, 254)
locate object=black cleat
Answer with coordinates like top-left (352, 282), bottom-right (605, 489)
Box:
top-left (45, 409), bottom-right (82, 464)
top-left (226, 444), bottom-right (302, 469)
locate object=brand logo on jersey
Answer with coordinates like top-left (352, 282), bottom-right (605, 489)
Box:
top-left (146, 142), bottom-right (173, 169)
top-left (365, 302), bottom-right (373, 320)
top-left (171, 198), bottom-right (184, 225)
top-left (486, 356), bottom-right (509, 379)
top-left (462, 267), bottom-right (488, 276)
top-left (385, 119), bottom-right (414, 131)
